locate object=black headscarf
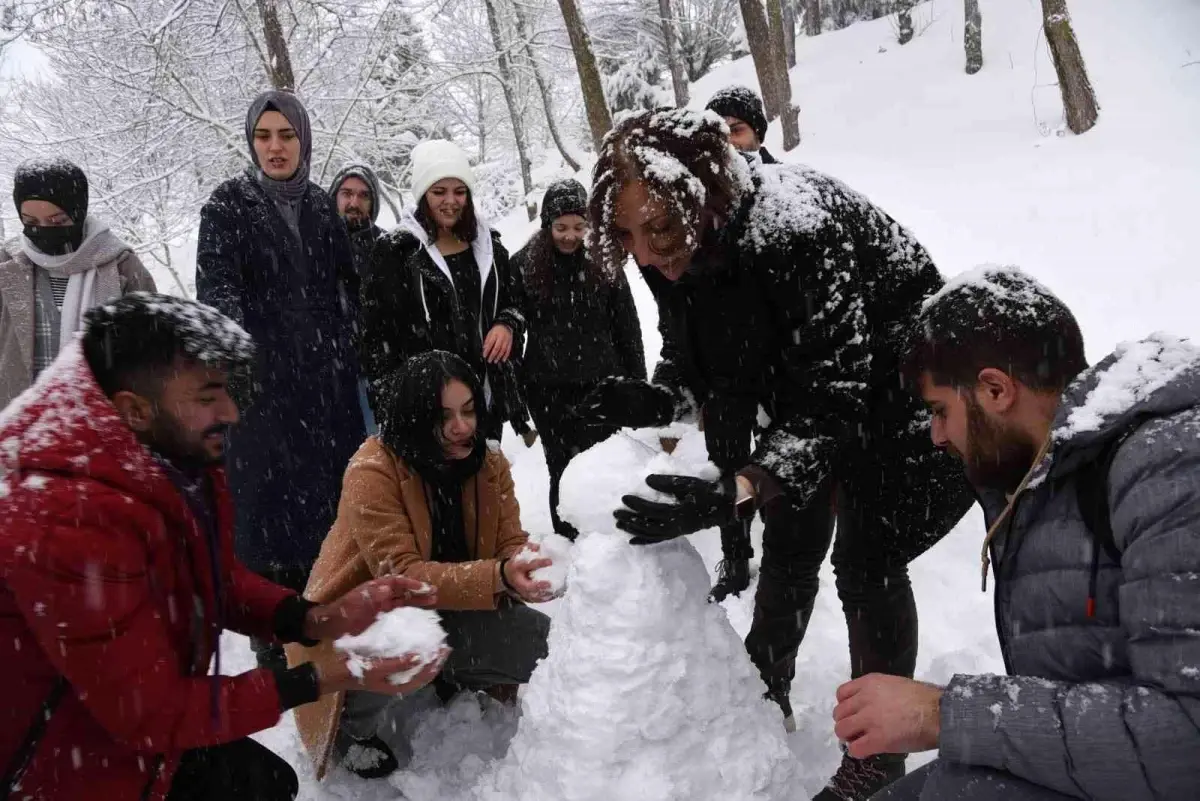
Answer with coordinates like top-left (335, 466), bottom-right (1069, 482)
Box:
top-left (377, 351), bottom-right (489, 563)
top-left (13, 159), bottom-right (89, 255)
top-left (245, 90), bottom-right (312, 204)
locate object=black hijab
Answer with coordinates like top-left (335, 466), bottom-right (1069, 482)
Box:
top-left (378, 351), bottom-right (489, 563)
top-left (13, 159), bottom-right (89, 255)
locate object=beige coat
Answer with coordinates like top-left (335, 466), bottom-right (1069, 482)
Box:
top-left (286, 437), bottom-right (529, 779)
top-left (0, 243), bottom-right (155, 408)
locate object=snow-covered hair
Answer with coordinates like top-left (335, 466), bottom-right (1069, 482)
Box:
top-left (588, 108), bottom-right (751, 278)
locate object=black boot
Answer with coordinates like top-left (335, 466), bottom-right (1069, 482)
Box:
top-left (812, 753), bottom-right (906, 801)
top-left (341, 735), bottom-right (399, 780)
top-left (709, 557), bottom-right (751, 602)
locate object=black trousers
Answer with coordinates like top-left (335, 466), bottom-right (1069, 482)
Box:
top-left (745, 432), bottom-right (973, 700)
top-left (525, 382), bottom-right (616, 537)
top-left (166, 738), bottom-right (297, 801)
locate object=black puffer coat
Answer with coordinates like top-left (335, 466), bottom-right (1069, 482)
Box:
top-left (512, 239), bottom-right (646, 386)
top-left (359, 210), bottom-right (525, 420)
top-left (646, 162), bottom-right (971, 557)
top-left (196, 170), bottom-right (364, 572)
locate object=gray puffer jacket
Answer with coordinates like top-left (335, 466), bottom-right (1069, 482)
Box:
top-left (937, 333), bottom-right (1200, 800)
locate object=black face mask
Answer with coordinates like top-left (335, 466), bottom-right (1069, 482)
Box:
top-left (24, 223), bottom-right (85, 256)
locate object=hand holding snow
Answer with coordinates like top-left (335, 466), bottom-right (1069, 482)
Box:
top-left (334, 607), bottom-right (448, 686)
top-left (511, 532), bottom-right (574, 597)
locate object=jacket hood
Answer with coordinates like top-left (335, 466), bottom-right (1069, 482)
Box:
top-left (329, 164), bottom-right (382, 224)
top-left (1045, 333), bottom-right (1200, 478)
top-left (396, 207), bottom-right (495, 304)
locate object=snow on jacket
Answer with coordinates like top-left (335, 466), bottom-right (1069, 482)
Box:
top-left (195, 170), bottom-right (365, 573)
top-left (286, 437), bottom-right (528, 779)
top-left (936, 333), bottom-right (1200, 801)
top-left (0, 228), bottom-right (155, 409)
top-left (0, 343), bottom-right (305, 800)
top-left (645, 161), bottom-right (966, 524)
top-left (511, 241), bottom-right (646, 386)
top-left (358, 209), bottom-right (525, 412)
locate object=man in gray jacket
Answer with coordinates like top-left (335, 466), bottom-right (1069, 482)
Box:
top-left (830, 266), bottom-right (1200, 801)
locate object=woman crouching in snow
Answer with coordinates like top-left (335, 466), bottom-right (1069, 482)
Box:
top-left (288, 350), bottom-right (553, 782)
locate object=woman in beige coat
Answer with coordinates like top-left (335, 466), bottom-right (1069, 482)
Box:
top-left (0, 159), bottom-right (155, 408)
top-left (289, 350), bottom-right (554, 781)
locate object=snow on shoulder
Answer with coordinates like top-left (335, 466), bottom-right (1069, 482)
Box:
top-left (474, 426), bottom-right (795, 800)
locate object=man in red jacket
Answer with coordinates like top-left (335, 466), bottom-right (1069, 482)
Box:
top-left (0, 293), bottom-right (446, 801)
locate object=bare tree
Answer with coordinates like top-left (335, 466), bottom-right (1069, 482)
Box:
top-left (1041, 0), bottom-right (1098, 134)
top-left (657, 0), bottom-right (689, 106)
top-left (737, 0), bottom-right (781, 119)
top-left (254, 0), bottom-right (295, 90)
top-left (896, 0), bottom-right (913, 44)
top-left (782, 0), bottom-right (796, 66)
top-left (965, 0), bottom-right (982, 74)
top-left (802, 0), bottom-right (820, 35)
top-left (558, 0), bottom-right (611, 151)
top-left (483, 0), bottom-right (536, 220)
top-left (766, 0), bottom-right (799, 148)
top-left (509, 0), bottom-right (580, 171)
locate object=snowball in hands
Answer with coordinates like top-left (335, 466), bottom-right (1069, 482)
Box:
top-left (512, 532), bottom-right (574, 596)
top-left (334, 606), bottom-right (447, 685)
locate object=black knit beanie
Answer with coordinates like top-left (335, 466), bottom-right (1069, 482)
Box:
top-left (539, 178), bottom-right (588, 229)
top-left (705, 86), bottom-right (769, 144)
top-left (13, 159), bottom-right (89, 225)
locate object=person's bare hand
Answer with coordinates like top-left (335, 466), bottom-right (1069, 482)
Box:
top-left (320, 647), bottom-right (449, 696)
top-left (483, 324), bottom-right (513, 363)
top-left (305, 575), bottom-right (438, 641)
top-left (832, 674), bottom-right (943, 758)
top-left (504, 550), bottom-right (554, 603)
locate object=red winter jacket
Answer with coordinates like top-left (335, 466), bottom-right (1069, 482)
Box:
top-left (0, 344), bottom-right (304, 800)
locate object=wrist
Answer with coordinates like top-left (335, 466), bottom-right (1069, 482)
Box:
top-left (498, 558), bottom-right (519, 596)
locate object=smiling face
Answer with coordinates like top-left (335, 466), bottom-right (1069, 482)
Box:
top-left (550, 214), bottom-right (587, 255)
top-left (612, 180), bottom-right (695, 282)
top-left (336, 176), bottom-right (372, 227)
top-left (439, 378), bottom-right (478, 460)
top-left (424, 179), bottom-right (470, 233)
top-left (253, 110), bottom-right (302, 180)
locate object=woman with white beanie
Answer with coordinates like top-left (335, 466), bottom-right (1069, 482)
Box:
top-left (359, 139), bottom-right (527, 441)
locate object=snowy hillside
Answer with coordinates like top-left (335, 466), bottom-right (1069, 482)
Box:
top-left (220, 0), bottom-right (1200, 798)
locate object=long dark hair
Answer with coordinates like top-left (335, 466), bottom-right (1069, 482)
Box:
top-left (588, 108), bottom-right (750, 279)
top-left (521, 228), bottom-right (602, 301)
top-left (377, 351), bottom-right (488, 483)
top-left (414, 191), bottom-right (479, 244)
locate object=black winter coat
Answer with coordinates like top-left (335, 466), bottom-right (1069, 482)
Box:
top-left (359, 212), bottom-right (526, 420)
top-left (196, 170), bottom-right (365, 573)
top-left (512, 242), bottom-right (646, 386)
top-left (348, 223), bottom-right (385, 279)
top-left (647, 162), bottom-right (967, 542)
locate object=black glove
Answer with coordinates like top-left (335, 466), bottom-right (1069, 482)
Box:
top-left (615, 474), bottom-right (737, 545)
top-left (573, 377), bottom-right (676, 429)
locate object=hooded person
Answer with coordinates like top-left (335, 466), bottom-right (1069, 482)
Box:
top-left (358, 139), bottom-right (526, 443)
top-left (288, 350), bottom-right (553, 781)
top-left (195, 90), bottom-right (366, 669)
top-left (512, 178), bottom-right (646, 539)
top-left (705, 86), bottom-right (778, 164)
top-left (0, 158), bottom-right (156, 408)
top-left (329, 164), bottom-right (386, 277)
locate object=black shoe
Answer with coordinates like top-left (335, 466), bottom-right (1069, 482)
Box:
top-left (341, 735), bottom-right (399, 780)
top-left (708, 558), bottom-right (750, 603)
top-left (812, 753), bottom-right (906, 801)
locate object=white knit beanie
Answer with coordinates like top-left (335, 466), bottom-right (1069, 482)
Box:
top-left (410, 140), bottom-right (476, 204)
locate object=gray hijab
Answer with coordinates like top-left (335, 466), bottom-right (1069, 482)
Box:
top-left (245, 90), bottom-right (312, 208)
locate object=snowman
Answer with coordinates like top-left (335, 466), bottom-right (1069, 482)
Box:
top-left (472, 424), bottom-right (795, 801)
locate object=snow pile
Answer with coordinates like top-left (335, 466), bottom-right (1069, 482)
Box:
top-left (512, 531), bottom-right (574, 596)
top-left (473, 427), bottom-right (794, 801)
top-left (335, 607), bottom-right (447, 685)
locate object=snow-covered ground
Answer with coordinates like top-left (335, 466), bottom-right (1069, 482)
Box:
top-left (220, 0), bottom-right (1200, 797)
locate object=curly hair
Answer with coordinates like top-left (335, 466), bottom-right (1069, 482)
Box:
top-left (587, 108), bottom-right (750, 279)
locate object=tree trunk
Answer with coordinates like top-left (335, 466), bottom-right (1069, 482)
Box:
top-left (897, 0), bottom-right (914, 45)
top-left (254, 0), bottom-right (295, 90)
top-left (1041, 0), bottom-right (1098, 134)
top-left (738, 0), bottom-right (781, 120)
top-left (557, 0), bottom-right (612, 152)
top-left (509, 0), bottom-right (580, 171)
top-left (657, 0), bottom-right (690, 107)
top-left (483, 0), bottom-right (537, 221)
top-left (782, 0), bottom-right (797, 67)
top-left (766, 0), bottom-right (800, 149)
top-left (964, 0), bottom-right (982, 74)
top-left (803, 0), bottom-right (821, 36)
